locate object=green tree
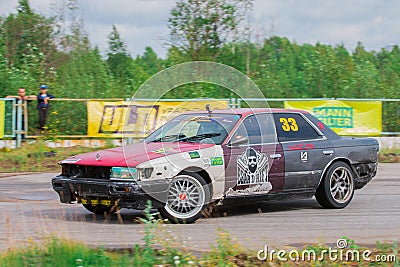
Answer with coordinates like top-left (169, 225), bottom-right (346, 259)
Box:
top-left (138, 46), bottom-right (162, 75)
top-left (58, 42), bottom-right (113, 98)
top-left (0, 0), bottom-right (57, 96)
top-left (168, 0), bottom-right (253, 61)
top-left (106, 25), bottom-right (134, 84)
top-left (375, 45), bottom-right (400, 132)
top-left (2, 0), bottom-right (55, 68)
top-left (350, 43), bottom-right (380, 98)
top-left (330, 44), bottom-right (353, 98)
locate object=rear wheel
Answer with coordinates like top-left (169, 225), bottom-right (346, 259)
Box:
top-left (159, 172), bottom-right (210, 224)
top-left (315, 161), bottom-right (354, 208)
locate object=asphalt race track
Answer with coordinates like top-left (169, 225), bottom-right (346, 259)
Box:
top-left (0, 163), bottom-right (399, 252)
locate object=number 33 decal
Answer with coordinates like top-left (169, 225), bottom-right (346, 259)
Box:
top-left (280, 118), bottom-right (299, 131)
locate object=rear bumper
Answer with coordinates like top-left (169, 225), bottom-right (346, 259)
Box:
top-left (52, 175), bottom-right (169, 209)
top-left (353, 162), bottom-right (378, 189)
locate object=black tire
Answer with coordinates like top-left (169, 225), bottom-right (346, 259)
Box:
top-left (158, 172), bottom-right (211, 224)
top-left (82, 203), bottom-right (115, 215)
top-left (315, 161), bottom-right (355, 209)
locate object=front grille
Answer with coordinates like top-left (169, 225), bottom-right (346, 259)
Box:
top-left (78, 183), bottom-right (108, 194)
top-left (64, 165), bottom-right (111, 180)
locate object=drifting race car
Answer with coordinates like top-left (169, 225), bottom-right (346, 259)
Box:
top-left (52, 108), bottom-right (379, 223)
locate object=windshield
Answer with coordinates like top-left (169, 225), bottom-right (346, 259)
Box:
top-left (144, 113), bottom-right (241, 145)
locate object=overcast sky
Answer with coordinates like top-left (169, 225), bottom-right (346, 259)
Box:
top-left (1, 0), bottom-right (399, 58)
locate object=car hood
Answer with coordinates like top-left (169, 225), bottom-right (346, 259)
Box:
top-left (61, 142), bottom-right (215, 167)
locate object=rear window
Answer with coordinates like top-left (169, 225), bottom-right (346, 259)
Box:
top-left (273, 113), bottom-right (322, 142)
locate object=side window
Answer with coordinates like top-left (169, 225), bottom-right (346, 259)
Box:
top-left (231, 114), bottom-right (276, 145)
top-left (274, 113), bottom-right (322, 142)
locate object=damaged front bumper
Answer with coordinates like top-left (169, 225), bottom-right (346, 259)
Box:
top-left (52, 175), bottom-right (169, 210)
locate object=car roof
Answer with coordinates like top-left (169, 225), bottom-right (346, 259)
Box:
top-left (186, 108), bottom-right (310, 116)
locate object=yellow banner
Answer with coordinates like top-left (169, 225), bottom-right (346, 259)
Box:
top-left (284, 100), bottom-right (382, 136)
top-left (87, 100), bottom-right (229, 137)
top-left (0, 101), bottom-right (4, 138)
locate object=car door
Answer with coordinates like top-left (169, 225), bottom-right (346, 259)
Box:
top-left (273, 112), bottom-right (334, 192)
top-left (222, 113), bottom-right (285, 197)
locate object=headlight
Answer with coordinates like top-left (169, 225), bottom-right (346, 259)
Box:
top-left (110, 167), bottom-right (138, 181)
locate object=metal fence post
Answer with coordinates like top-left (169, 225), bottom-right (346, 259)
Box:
top-left (229, 98), bottom-right (236, 108)
top-left (16, 99), bottom-right (22, 148)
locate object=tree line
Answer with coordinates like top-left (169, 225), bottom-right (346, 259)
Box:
top-left (0, 0), bottom-right (399, 134)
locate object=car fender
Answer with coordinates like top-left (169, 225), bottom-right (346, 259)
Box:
top-left (316, 157), bottom-right (352, 189)
top-left (136, 145), bottom-right (226, 199)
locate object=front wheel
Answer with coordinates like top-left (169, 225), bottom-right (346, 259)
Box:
top-left (315, 161), bottom-right (354, 209)
top-left (159, 172), bottom-right (210, 224)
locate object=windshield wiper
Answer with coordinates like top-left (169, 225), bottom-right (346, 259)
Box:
top-left (185, 133), bottom-right (221, 142)
top-left (149, 133), bottom-right (222, 143)
top-left (148, 134), bottom-right (187, 143)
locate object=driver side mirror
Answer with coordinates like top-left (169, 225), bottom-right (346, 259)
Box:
top-left (227, 136), bottom-right (248, 148)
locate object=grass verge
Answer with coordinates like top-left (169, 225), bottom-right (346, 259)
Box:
top-left (0, 232), bottom-right (398, 267)
top-left (0, 140), bottom-right (115, 172)
top-left (379, 148), bottom-right (400, 163)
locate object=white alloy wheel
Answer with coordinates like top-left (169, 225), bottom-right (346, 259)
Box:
top-left (160, 172), bottom-right (210, 223)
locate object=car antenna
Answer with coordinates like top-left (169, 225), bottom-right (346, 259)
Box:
top-left (205, 104), bottom-right (212, 117)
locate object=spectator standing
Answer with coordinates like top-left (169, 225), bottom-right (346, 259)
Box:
top-left (6, 88), bottom-right (36, 102)
top-left (5, 88), bottom-right (36, 139)
top-left (37, 85), bottom-right (55, 130)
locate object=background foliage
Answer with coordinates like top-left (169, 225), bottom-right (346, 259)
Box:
top-left (0, 0), bottom-right (399, 135)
